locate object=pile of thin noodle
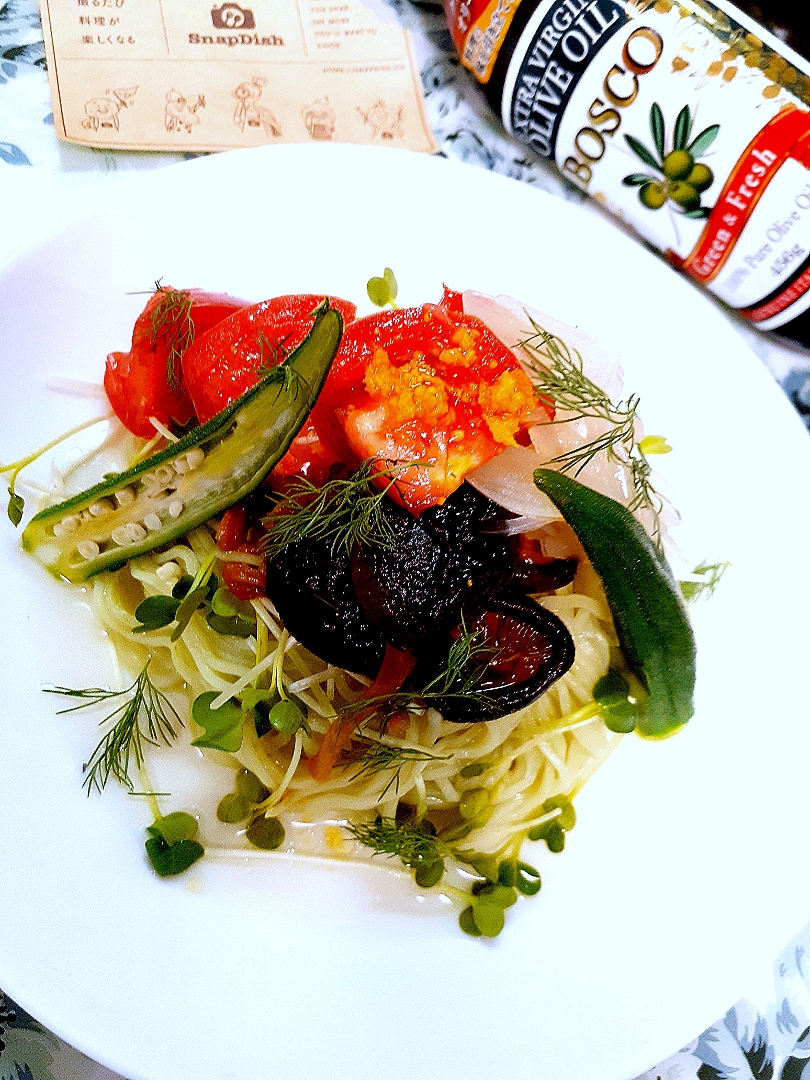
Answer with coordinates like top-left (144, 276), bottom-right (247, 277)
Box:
top-left (36, 294), bottom-right (655, 866)
top-left (89, 516), bottom-right (622, 860)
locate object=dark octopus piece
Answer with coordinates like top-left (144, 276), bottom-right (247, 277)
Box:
top-left (433, 598), bottom-right (576, 723)
top-left (266, 483), bottom-right (577, 721)
top-left (265, 539), bottom-right (386, 678)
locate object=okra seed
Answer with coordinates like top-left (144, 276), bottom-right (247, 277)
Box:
top-left (111, 526), bottom-right (130, 546)
top-left (53, 522), bottom-right (68, 538)
top-left (173, 458), bottom-right (189, 475)
top-left (154, 465), bottom-right (174, 485)
top-left (115, 488), bottom-right (135, 507)
top-left (80, 510), bottom-right (92, 523)
top-left (186, 448), bottom-right (204, 470)
top-left (77, 539), bottom-right (100, 560)
top-left (125, 522), bottom-right (147, 543)
top-left (142, 471), bottom-right (160, 489)
top-left (168, 500), bottom-right (184, 519)
top-left (144, 512), bottom-right (162, 531)
top-left (89, 500), bottom-right (113, 517)
top-left (61, 515), bottom-right (80, 532)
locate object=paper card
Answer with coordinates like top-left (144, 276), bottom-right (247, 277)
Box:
top-left (38, 0), bottom-right (437, 153)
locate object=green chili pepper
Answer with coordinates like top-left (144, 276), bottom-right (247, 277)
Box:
top-left (23, 302), bottom-right (343, 583)
top-left (533, 468), bottom-right (696, 738)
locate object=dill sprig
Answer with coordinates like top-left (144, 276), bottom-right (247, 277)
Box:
top-left (348, 739), bottom-right (448, 798)
top-left (261, 457), bottom-right (426, 560)
top-left (256, 328), bottom-right (293, 375)
top-left (420, 622), bottom-right (498, 701)
top-left (345, 817), bottom-right (452, 864)
top-left (45, 664), bottom-right (183, 794)
top-left (518, 317), bottom-right (667, 545)
top-left (339, 624), bottom-right (499, 732)
top-left (150, 284), bottom-right (194, 394)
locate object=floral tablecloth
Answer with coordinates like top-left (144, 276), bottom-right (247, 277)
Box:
top-left (4, 1), bottom-right (810, 1078)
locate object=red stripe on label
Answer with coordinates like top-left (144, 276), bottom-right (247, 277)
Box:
top-left (672, 106), bottom-right (810, 285)
top-left (740, 263), bottom-right (810, 322)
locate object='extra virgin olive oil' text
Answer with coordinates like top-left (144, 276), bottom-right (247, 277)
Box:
top-left (445, 0), bottom-right (810, 343)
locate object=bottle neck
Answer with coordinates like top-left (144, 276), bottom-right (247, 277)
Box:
top-left (734, 1), bottom-right (810, 62)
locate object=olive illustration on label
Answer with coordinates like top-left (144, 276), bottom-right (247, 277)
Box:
top-left (622, 103), bottom-right (719, 220)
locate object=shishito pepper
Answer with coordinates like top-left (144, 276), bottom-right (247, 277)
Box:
top-left (533, 468), bottom-right (696, 738)
top-left (22, 301), bottom-right (343, 583)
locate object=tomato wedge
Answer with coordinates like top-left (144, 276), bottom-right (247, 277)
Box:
top-left (181, 294), bottom-right (357, 424)
top-left (104, 287), bottom-right (251, 438)
top-left (313, 288), bottom-right (543, 513)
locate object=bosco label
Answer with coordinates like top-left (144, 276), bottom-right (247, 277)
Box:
top-left (493, 0), bottom-right (810, 328)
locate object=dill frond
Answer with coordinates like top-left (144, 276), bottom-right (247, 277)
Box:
top-left (150, 284), bottom-right (195, 394)
top-left (262, 457), bottom-right (425, 560)
top-left (345, 818), bottom-right (448, 863)
top-left (348, 739), bottom-right (448, 798)
top-left (518, 316), bottom-right (667, 546)
top-left (256, 328), bottom-right (294, 375)
top-left (45, 664), bottom-right (183, 794)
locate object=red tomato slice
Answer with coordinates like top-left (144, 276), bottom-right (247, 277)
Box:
top-left (181, 294), bottom-right (357, 425)
top-left (313, 288), bottom-right (542, 513)
top-left (104, 287), bottom-right (251, 438)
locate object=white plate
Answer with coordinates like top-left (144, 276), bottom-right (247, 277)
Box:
top-left (2, 144), bottom-right (810, 1080)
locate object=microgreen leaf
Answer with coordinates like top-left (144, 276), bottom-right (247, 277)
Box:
top-left (217, 792), bottom-right (251, 823)
top-left (170, 586), bottom-right (209, 642)
top-left (236, 769), bottom-right (267, 803)
top-left (191, 691), bottom-right (245, 752)
top-left (240, 687), bottom-right (276, 712)
top-left (7, 487), bottom-right (23, 527)
top-left (473, 882), bottom-right (517, 908)
top-left (680, 560), bottom-right (729, 602)
top-left (133, 595), bottom-right (180, 633)
top-left (210, 586), bottom-right (254, 620)
top-left (145, 835), bottom-right (205, 877)
top-left (414, 858), bottom-right (445, 887)
top-left (206, 611), bottom-right (255, 637)
top-left (246, 815), bottom-right (285, 850)
top-left (268, 699), bottom-right (305, 735)
top-left (459, 905), bottom-right (482, 936)
top-left (367, 267), bottom-right (398, 308)
top-left (469, 896), bottom-right (506, 937)
top-left (147, 811), bottom-right (199, 845)
top-left (217, 769), bottom-right (269, 823)
top-left (592, 669), bottom-right (638, 732)
top-left (513, 861), bottom-right (542, 896)
top-left (171, 574), bottom-right (196, 599)
top-left (527, 795), bottom-right (577, 850)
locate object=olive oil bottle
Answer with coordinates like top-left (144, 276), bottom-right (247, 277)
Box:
top-left (445, 0), bottom-right (810, 346)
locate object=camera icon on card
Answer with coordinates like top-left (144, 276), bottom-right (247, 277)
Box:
top-left (211, 3), bottom-right (255, 29)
